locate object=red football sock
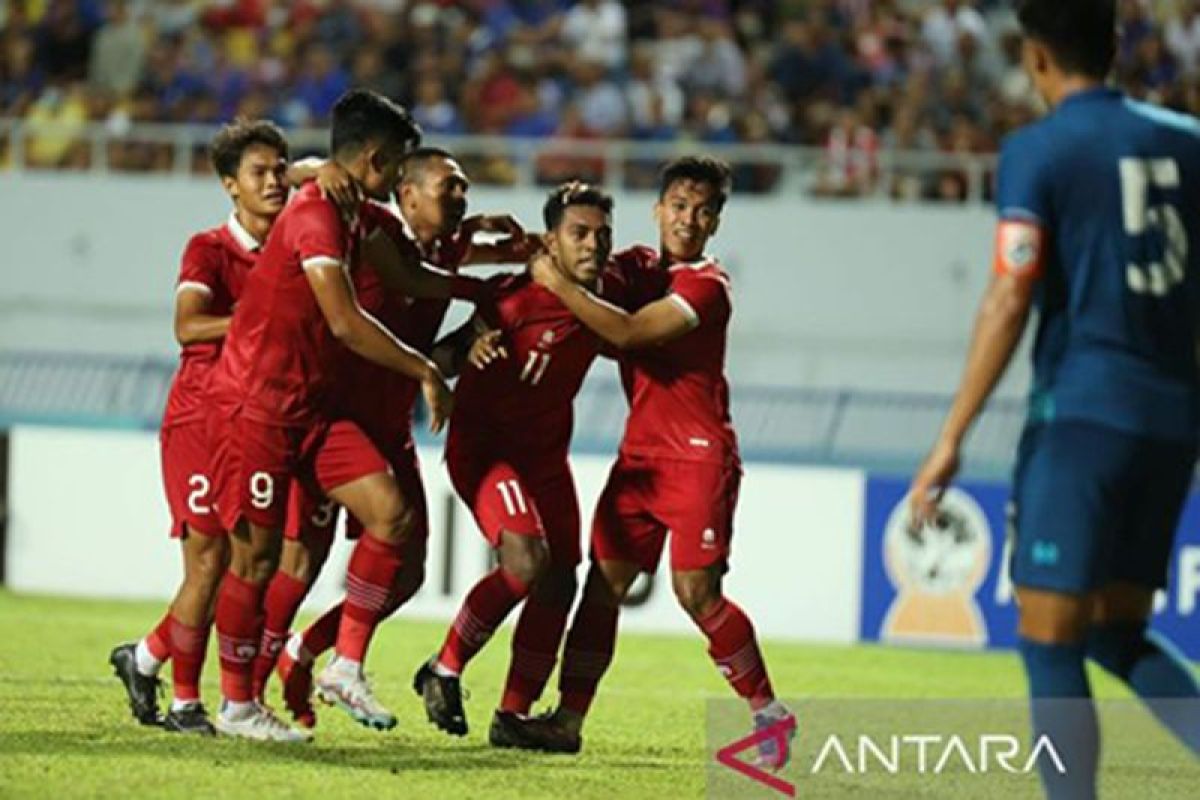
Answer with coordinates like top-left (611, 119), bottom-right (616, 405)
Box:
top-left (336, 535), bottom-right (404, 663)
top-left (695, 597), bottom-right (774, 707)
top-left (501, 595), bottom-right (572, 713)
top-left (215, 571), bottom-right (266, 703)
top-left (252, 571), bottom-right (310, 695)
top-left (299, 604), bottom-right (342, 665)
top-left (145, 612), bottom-right (173, 662)
top-left (168, 615), bottom-right (211, 704)
top-left (558, 597), bottom-right (619, 716)
top-left (437, 567), bottom-right (530, 675)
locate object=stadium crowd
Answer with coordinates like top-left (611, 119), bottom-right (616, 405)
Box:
top-left (3, 0), bottom-right (1200, 196)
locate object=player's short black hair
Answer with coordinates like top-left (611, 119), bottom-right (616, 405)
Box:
top-left (330, 88), bottom-right (422, 159)
top-left (542, 182), bottom-right (614, 230)
top-left (209, 119), bottom-right (288, 179)
top-left (658, 156), bottom-right (733, 212)
top-left (400, 146), bottom-right (458, 186)
top-left (1017, 0), bottom-right (1116, 80)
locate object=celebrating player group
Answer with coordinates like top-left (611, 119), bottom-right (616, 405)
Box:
top-left (106, 87), bottom-right (793, 765)
top-left (104, 0), bottom-right (1200, 793)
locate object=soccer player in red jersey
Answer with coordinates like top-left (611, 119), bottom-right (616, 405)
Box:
top-left (205, 90), bottom-right (477, 741)
top-left (107, 120), bottom-right (291, 736)
top-left (251, 149), bottom-right (536, 727)
top-left (517, 157), bottom-right (794, 766)
top-left (412, 183), bottom-right (623, 745)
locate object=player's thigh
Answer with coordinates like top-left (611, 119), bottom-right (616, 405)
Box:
top-left (1110, 435), bottom-right (1198, 591)
top-left (1016, 585), bottom-right (1094, 644)
top-left (590, 456), bottom-right (667, 574)
top-left (316, 420), bottom-right (404, 533)
top-left (527, 466), bottom-right (582, 569)
top-left (1009, 421), bottom-right (1135, 596)
top-left (449, 454), bottom-right (544, 547)
top-left (161, 421), bottom-right (222, 538)
top-left (648, 459), bottom-right (741, 574)
top-left (222, 416), bottom-right (302, 533)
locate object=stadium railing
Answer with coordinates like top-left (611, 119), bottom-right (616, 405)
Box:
top-left (0, 350), bottom-right (1027, 478)
top-left (0, 118), bottom-right (1000, 203)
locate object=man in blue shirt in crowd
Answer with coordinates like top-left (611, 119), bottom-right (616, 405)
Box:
top-left (910, 1), bottom-right (1200, 796)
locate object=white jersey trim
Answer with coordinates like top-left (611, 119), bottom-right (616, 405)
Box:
top-left (176, 280), bottom-right (213, 297)
top-left (226, 212), bottom-right (263, 253)
top-left (668, 293), bottom-right (700, 328)
top-left (301, 255), bottom-right (345, 272)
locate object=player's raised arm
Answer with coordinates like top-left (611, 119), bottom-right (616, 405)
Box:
top-left (530, 252), bottom-right (699, 349)
top-left (457, 214), bottom-right (543, 266)
top-left (909, 220), bottom-right (1044, 526)
top-left (360, 211), bottom-right (489, 303)
top-left (305, 260), bottom-right (452, 432)
top-left (430, 316), bottom-right (507, 378)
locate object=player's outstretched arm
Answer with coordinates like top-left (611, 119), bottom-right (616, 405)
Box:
top-left (530, 253), bottom-right (695, 349)
top-left (909, 271), bottom-right (1035, 525)
top-left (458, 215), bottom-right (543, 267)
top-left (361, 221), bottom-right (489, 303)
top-left (174, 285), bottom-right (230, 345)
top-left (305, 262), bottom-right (453, 432)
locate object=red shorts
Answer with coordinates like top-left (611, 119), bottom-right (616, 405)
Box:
top-left (286, 439), bottom-right (429, 549)
top-left (590, 454), bottom-right (741, 573)
top-left (160, 420), bottom-right (223, 537)
top-left (446, 438), bottom-right (582, 566)
top-left (211, 412), bottom-right (390, 532)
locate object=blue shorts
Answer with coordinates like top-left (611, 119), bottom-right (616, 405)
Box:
top-left (1010, 420), bottom-right (1195, 594)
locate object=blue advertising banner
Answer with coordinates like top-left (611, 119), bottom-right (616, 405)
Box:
top-left (861, 475), bottom-right (1200, 659)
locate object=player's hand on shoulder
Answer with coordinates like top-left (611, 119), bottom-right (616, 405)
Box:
top-left (907, 438), bottom-right (961, 533)
top-left (316, 161), bottom-right (361, 216)
top-left (529, 252), bottom-right (564, 293)
top-left (421, 366), bottom-right (454, 435)
top-left (467, 329), bottom-right (507, 371)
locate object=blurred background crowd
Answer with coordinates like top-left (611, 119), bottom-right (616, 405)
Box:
top-left (3, 0), bottom-right (1199, 198)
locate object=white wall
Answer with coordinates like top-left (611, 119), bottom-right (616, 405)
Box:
top-left (0, 174), bottom-right (1029, 395)
top-left (6, 425), bottom-right (865, 644)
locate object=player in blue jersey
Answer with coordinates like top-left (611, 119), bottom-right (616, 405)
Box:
top-left (909, 1), bottom-right (1200, 797)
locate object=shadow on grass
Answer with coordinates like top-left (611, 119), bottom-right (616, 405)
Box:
top-left (0, 729), bottom-right (693, 775)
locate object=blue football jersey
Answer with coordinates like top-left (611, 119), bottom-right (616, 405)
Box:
top-left (997, 87), bottom-right (1200, 441)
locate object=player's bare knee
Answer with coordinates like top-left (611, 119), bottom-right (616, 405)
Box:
top-left (671, 571), bottom-right (720, 619)
top-left (502, 536), bottom-right (549, 587)
top-left (372, 491), bottom-right (415, 545)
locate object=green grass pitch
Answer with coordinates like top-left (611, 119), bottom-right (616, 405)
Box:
top-left (0, 590), bottom-right (1196, 799)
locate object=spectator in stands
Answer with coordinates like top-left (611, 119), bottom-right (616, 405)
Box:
top-left (35, 0), bottom-right (94, 82)
top-left (2, 33), bottom-right (45, 117)
top-left (683, 18), bottom-right (747, 98)
top-left (560, 0), bottom-right (627, 70)
top-left (572, 58), bottom-right (627, 136)
top-left (920, 0), bottom-right (988, 67)
top-left (412, 74), bottom-right (466, 135)
top-left (1166, 0), bottom-right (1200, 77)
top-left (813, 104), bottom-right (878, 198)
top-left (88, 0), bottom-right (144, 99)
top-left (25, 80), bottom-right (90, 169)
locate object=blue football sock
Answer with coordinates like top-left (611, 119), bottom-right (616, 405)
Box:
top-left (1019, 637), bottom-right (1098, 800)
top-left (1087, 622), bottom-right (1200, 756)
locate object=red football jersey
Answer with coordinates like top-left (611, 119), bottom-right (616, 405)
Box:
top-left (342, 203), bottom-right (471, 441)
top-left (613, 245), bottom-right (739, 465)
top-left (209, 182), bottom-right (365, 425)
top-left (450, 270), bottom-right (623, 460)
top-left (162, 215), bottom-right (259, 429)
